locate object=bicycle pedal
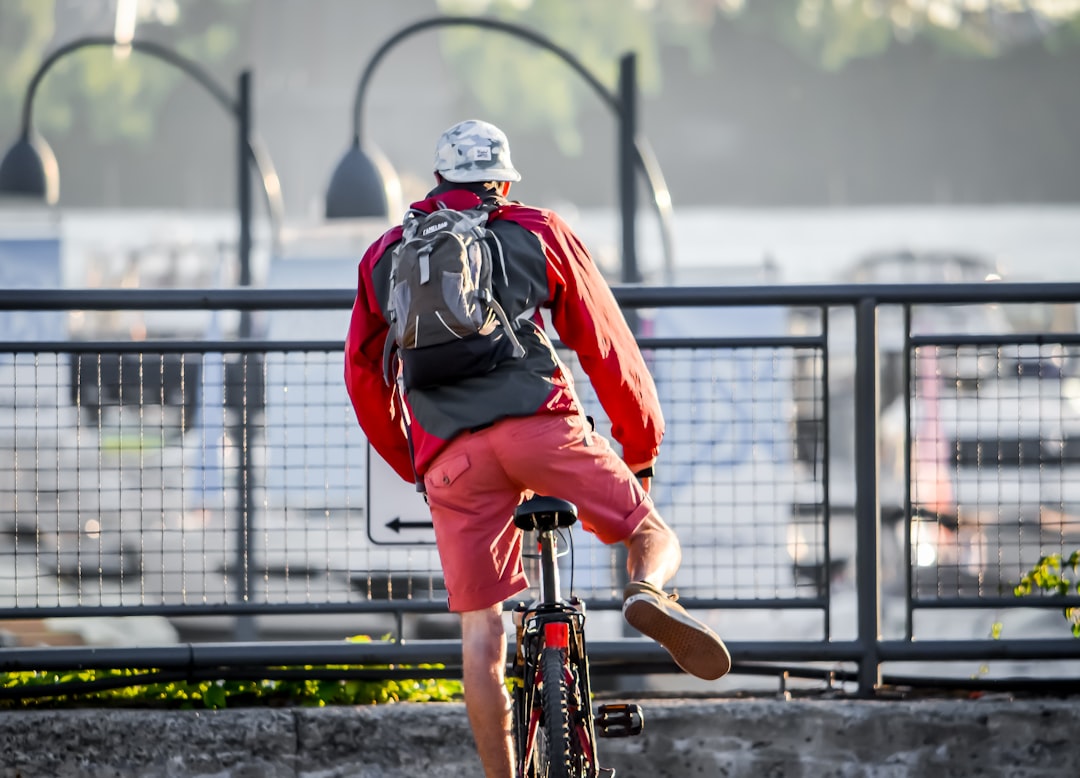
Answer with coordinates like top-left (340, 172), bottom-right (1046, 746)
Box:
top-left (598, 768), bottom-right (616, 777)
top-left (595, 702), bottom-right (644, 738)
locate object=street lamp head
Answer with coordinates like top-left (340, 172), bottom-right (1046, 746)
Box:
top-left (325, 139), bottom-right (400, 220)
top-left (0, 133), bottom-right (59, 204)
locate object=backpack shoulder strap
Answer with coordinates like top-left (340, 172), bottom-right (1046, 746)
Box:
top-left (473, 202), bottom-right (526, 359)
top-left (381, 331), bottom-right (397, 386)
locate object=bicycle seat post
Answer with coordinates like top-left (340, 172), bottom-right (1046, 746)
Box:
top-left (513, 496), bottom-right (578, 608)
top-left (538, 528), bottom-right (561, 606)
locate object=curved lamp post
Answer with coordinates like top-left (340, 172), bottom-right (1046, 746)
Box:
top-left (0, 35), bottom-right (286, 274)
top-left (325, 15), bottom-right (675, 284)
top-left (0, 37), bottom-right (282, 641)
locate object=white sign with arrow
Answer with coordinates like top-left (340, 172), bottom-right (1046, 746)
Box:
top-left (365, 444), bottom-right (436, 545)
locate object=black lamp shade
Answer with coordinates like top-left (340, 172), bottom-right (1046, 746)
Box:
top-left (325, 141), bottom-right (391, 219)
top-left (0, 135), bottom-right (58, 203)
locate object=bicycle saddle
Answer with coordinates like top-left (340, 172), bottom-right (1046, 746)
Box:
top-left (514, 495), bottom-right (578, 531)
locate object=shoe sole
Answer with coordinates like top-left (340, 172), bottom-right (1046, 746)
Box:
top-left (624, 596), bottom-right (732, 681)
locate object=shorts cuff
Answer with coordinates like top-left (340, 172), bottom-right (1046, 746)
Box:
top-left (593, 496), bottom-right (654, 545)
top-left (447, 572), bottom-right (529, 613)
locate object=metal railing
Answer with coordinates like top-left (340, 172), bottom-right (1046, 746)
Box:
top-left (1, 284), bottom-right (1079, 695)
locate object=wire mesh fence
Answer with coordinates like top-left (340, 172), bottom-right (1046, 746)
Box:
top-left (0, 336), bottom-right (816, 614)
top-left (908, 339), bottom-right (1080, 601)
top-left (2, 285), bottom-right (1080, 684)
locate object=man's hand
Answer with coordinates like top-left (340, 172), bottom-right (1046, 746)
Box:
top-left (627, 461), bottom-right (655, 494)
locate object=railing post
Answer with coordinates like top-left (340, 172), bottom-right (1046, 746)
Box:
top-left (618, 53), bottom-right (639, 287)
top-left (232, 70), bottom-right (258, 642)
top-left (854, 297), bottom-right (882, 694)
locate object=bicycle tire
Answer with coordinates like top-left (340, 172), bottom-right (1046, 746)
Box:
top-left (514, 672), bottom-right (542, 776)
top-left (513, 641), bottom-right (557, 778)
top-left (540, 646), bottom-right (573, 778)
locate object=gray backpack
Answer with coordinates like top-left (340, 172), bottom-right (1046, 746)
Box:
top-left (382, 204), bottom-right (525, 390)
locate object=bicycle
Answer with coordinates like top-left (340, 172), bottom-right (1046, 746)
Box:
top-left (510, 495), bottom-right (644, 778)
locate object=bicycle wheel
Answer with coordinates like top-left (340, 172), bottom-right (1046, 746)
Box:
top-left (513, 665), bottom-right (540, 777)
top-left (513, 640), bottom-right (555, 778)
top-left (539, 646), bottom-right (573, 778)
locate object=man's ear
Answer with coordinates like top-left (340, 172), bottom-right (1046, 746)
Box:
top-left (498, 181), bottom-right (512, 197)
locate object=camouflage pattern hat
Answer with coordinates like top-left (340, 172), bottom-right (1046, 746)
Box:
top-left (434, 119), bottom-right (521, 183)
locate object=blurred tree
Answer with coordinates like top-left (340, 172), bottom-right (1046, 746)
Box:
top-left (434, 0), bottom-right (1080, 154)
top-left (0, 0), bottom-right (247, 150)
top-left (745, 0), bottom-right (1080, 67)
top-left (0, 0), bottom-right (54, 142)
top-left (433, 0), bottom-right (760, 153)
top-left (434, 0), bottom-right (661, 155)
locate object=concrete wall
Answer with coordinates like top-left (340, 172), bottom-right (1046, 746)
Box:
top-left (2, 698), bottom-right (1078, 777)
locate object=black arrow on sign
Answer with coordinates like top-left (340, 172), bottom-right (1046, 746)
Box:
top-left (386, 517), bottom-right (435, 533)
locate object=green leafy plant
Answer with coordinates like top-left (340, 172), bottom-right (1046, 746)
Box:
top-left (1014, 551), bottom-right (1080, 637)
top-left (0, 668), bottom-right (462, 710)
top-left (0, 636), bottom-right (463, 710)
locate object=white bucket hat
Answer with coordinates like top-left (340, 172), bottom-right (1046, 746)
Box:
top-left (434, 119), bottom-right (521, 183)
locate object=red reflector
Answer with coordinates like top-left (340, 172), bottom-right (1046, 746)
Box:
top-left (544, 622), bottom-right (569, 649)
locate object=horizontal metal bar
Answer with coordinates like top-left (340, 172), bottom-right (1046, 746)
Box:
top-left (0, 340), bottom-right (344, 354)
top-left (2, 336), bottom-right (825, 355)
top-left (0, 337), bottom-right (823, 355)
top-left (16, 591), bottom-right (1064, 622)
top-left (4, 637), bottom-right (1074, 676)
top-left (4, 281), bottom-right (1080, 313)
top-left (911, 596), bottom-right (1080, 609)
top-left (0, 596), bottom-right (826, 621)
top-left (0, 640), bottom-right (468, 672)
top-left (615, 282), bottom-right (1080, 307)
top-left (0, 601), bottom-right (452, 619)
top-left (910, 332), bottom-right (1080, 347)
top-left (0, 288), bottom-right (357, 311)
top-left (0, 640), bottom-right (870, 674)
top-left (579, 597), bottom-right (829, 611)
top-left (877, 639), bottom-right (1080, 662)
top-left (636, 335), bottom-right (825, 349)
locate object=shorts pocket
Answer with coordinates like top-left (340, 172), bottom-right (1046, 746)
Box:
top-left (425, 452), bottom-right (471, 490)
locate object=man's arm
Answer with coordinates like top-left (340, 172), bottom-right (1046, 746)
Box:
top-left (344, 251), bottom-right (414, 483)
top-left (539, 211), bottom-right (664, 467)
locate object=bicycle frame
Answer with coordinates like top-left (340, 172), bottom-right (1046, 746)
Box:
top-left (513, 526), bottom-right (601, 778)
top-left (510, 495), bottom-right (639, 778)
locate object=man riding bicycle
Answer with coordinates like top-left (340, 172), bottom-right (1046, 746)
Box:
top-left (344, 119), bottom-right (730, 778)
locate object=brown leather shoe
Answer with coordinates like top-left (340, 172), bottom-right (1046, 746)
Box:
top-left (623, 581), bottom-right (732, 681)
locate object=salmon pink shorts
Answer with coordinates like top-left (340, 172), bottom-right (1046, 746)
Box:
top-left (421, 413), bottom-right (654, 612)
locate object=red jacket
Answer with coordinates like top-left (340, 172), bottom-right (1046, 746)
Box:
top-left (344, 186), bottom-right (663, 482)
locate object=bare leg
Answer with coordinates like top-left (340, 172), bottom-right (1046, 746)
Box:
top-left (624, 509), bottom-right (682, 586)
top-left (460, 605), bottom-right (514, 778)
